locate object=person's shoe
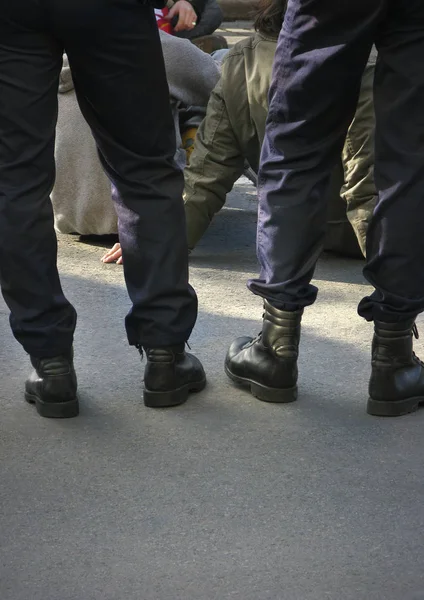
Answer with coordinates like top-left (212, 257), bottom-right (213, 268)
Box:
top-left (225, 300), bottom-right (303, 403)
top-left (25, 351), bottom-right (79, 418)
top-left (367, 319), bottom-right (424, 417)
top-left (191, 34), bottom-right (228, 54)
top-left (181, 126), bottom-right (198, 164)
top-left (142, 345), bottom-right (206, 408)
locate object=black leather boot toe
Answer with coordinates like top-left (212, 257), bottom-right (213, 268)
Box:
top-left (143, 345), bottom-right (206, 408)
top-left (368, 319), bottom-right (424, 417)
top-left (25, 351), bottom-right (78, 418)
top-left (225, 301), bottom-right (303, 403)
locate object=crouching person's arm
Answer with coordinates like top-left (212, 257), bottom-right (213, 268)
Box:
top-left (184, 77), bottom-right (245, 251)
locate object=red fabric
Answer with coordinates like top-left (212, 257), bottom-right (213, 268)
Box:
top-left (155, 8), bottom-right (173, 35)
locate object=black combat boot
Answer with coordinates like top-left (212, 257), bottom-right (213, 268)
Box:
top-left (367, 319), bottom-right (424, 416)
top-left (25, 351), bottom-right (79, 418)
top-left (142, 345), bottom-right (206, 408)
top-left (225, 300), bottom-right (303, 403)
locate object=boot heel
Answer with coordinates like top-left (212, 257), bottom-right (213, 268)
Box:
top-left (250, 382), bottom-right (297, 404)
top-left (144, 378), bottom-right (206, 408)
top-left (367, 395), bottom-right (423, 417)
top-left (25, 392), bottom-right (79, 418)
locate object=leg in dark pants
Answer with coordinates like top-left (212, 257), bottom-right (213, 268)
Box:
top-left (0, 0), bottom-right (204, 415)
top-left (54, 0), bottom-right (198, 348)
top-left (0, 4), bottom-right (76, 358)
top-left (226, 0), bottom-right (424, 415)
top-left (359, 0), bottom-right (424, 322)
top-left (250, 0), bottom-right (424, 320)
top-left (249, 0), bottom-right (380, 309)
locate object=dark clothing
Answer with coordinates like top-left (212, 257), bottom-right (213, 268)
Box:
top-left (189, 0), bottom-right (207, 18)
top-left (175, 0), bottom-right (223, 40)
top-left (184, 32), bottom-right (375, 257)
top-left (250, 0), bottom-right (424, 323)
top-left (0, 0), bottom-right (197, 358)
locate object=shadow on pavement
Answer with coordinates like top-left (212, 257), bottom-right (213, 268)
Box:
top-left (2, 266), bottom-right (424, 600)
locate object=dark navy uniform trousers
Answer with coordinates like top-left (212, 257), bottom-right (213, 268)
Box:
top-left (0, 0), bottom-right (197, 358)
top-left (249, 0), bottom-right (424, 323)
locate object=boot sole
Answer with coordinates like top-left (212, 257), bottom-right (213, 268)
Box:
top-left (367, 395), bottom-right (424, 417)
top-left (25, 392), bottom-right (79, 418)
top-left (225, 366), bottom-right (297, 403)
top-left (144, 377), bottom-right (206, 408)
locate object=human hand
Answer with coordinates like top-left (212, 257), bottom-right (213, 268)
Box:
top-left (101, 243), bottom-right (123, 265)
top-left (165, 0), bottom-right (197, 33)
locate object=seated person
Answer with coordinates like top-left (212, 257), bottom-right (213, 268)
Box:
top-left (52, 31), bottom-right (219, 238)
top-left (103, 0), bottom-right (376, 264)
top-left (183, 0), bottom-right (376, 257)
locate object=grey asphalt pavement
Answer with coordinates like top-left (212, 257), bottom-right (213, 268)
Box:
top-left (1, 178), bottom-right (424, 600)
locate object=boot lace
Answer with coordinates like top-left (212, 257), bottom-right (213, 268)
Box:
top-left (136, 344), bottom-right (144, 360)
top-left (135, 341), bottom-right (191, 360)
top-left (412, 324), bottom-right (424, 367)
top-left (243, 332), bottom-right (262, 349)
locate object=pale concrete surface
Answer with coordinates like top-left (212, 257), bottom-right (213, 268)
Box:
top-left (219, 0), bottom-right (255, 23)
top-left (1, 179), bottom-right (424, 600)
top-left (218, 20), bottom-right (253, 46)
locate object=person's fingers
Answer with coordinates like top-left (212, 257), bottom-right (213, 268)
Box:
top-left (116, 256), bottom-right (123, 265)
top-left (101, 243), bottom-right (120, 261)
top-left (110, 245), bottom-right (123, 262)
top-left (173, 10), bottom-right (187, 32)
top-left (102, 251), bottom-right (120, 263)
top-left (101, 247), bottom-right (116, 262)
top-left (165, 4), bottom-right (179, 20)
top-left (184, 6), bottom-right (197, 29)
top-left (174, 14), bottom-right (194, 31)
top-left (181, 5), bottom-right (196, 27)
top-left (168, 2), bottom-right (196, 31)
top-left (101, 243), bottom-right (122, 263)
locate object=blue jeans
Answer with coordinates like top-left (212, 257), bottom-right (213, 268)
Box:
top-left (250, 0), bottom-right (424, 322)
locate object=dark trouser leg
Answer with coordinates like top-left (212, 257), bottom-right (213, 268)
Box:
top-left (358, 0), bottom-right (424, 322)
top-left (53, 0), bottom-right (197, 347)
top-left (0, 2), bottom-right (77, 358)
top-left (248, 0), bottom-right (381, 310)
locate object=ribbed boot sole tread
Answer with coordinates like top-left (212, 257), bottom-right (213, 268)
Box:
top-left (25, 391), bottom-right (79, 418)
top-left (144, 377), bottom-right (206, 408)
top-left (367, 395), bottom-right (424, 417)
top-left (225, 366), bottom-right (297, 403)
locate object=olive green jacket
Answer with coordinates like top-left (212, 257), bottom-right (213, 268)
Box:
top-left (184, 33), bottom-right (376, 257)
